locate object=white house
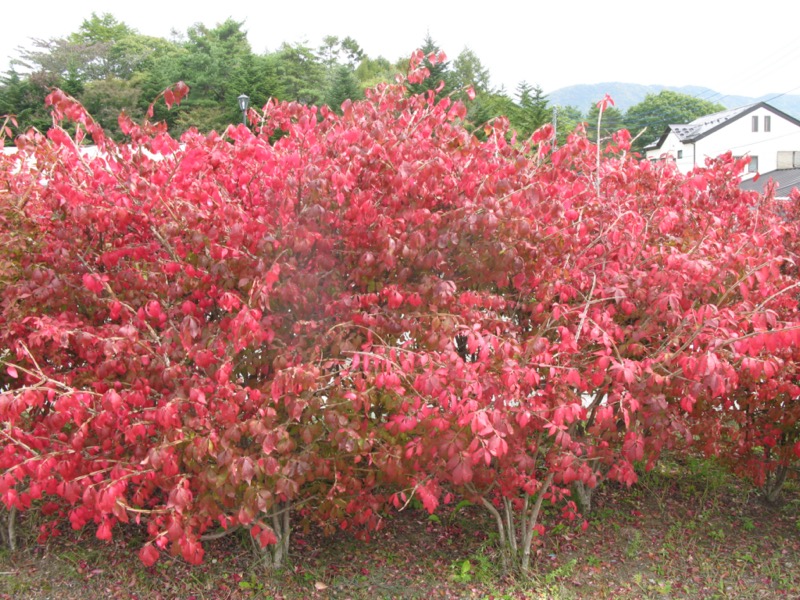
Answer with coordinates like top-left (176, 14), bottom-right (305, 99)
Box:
top-left (644, 102), bottom-right (800, 179)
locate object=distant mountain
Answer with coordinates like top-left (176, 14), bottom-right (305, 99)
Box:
top-left (547, 83), bottom-right (800, 119)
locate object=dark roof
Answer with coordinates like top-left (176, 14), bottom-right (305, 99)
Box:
top-left (646, 102), bottom-right (800, 151)
top-left (739, 168), bottom-right (800, 199)
top-left (676, 106), bottom-right (751, 140)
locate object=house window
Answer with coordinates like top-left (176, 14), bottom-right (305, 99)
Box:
top-left (752, 116), bottom-right (759, 132)
top-left (764, 116), bottom-right (771, 132)
top-left (777, 151), bottom-right (800, 168)
top-left (677, 150), bottom-right (683, 159)
top-left (748, 156), bottom-right (759, 173)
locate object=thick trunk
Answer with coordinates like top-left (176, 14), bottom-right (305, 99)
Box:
top-left (520, 473), bottom-right (553, 574)
top-left (252, 503), bottom-right (292, 570)
top-left (0, 507), bottom-right (16, 551)
top-left (480, 497), bottom-right (509, 570)
top-left (764, 464), bottom-right (788, 504)
top-left (268, 503), bottom-right (291, 569)
top-left (481, 473), bottom-right (554, 574)
top-left (572, 480), bottom-right (594, 514)
top-left (247, 503), bottom-right (292, 569)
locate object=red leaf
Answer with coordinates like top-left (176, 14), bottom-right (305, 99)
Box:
top-left (241, 457), bottom-right (255, 484)
top-left (623, 432), bottom-right (644, 462)
top-left (250, 524), bottom-right (277, 548)
top-left (416, 482), bottom-right (439, 514)
top-left (471, 411), bottom-right (493, 436)
top-left (173, 81), bottom-right (190, 104)
top-left (96, 520), bottom-right (113, 541)
top-left (82, 273), bottom-right (105, 295)
top-left (139, 543), bottom-right (159, 567)
top-left (238, 505), bottom-right (254, 525)
top-left (487, 435), bottom-right (508, 458)
top-left (596, 93), bottom-right (615, 110)
top-left (449, 455), bottom-right (473, 486)
top-left (180, 537), bottom-right (204, 565)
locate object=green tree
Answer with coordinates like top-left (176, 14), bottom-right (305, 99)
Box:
top-left (80, 78), bottom-right (142, 139)
top-left (451, 47), bottom-right (491, 96)
top-left (625, 90), bottom-right (725, 152)
top-left (406, 34), bottom-right (452, 97)
top-left (317, 36), bottom-right (366, 112)
top-left (272, 42), bottom-right (326, 106)
top-left (552, 105), bottom-right (584, 145)
top-left (229, 52), bottom-right (282, 117)
top-left (324, 64), bottom-right (363, 112)
top-left (11, 37), bottom-right (98, 94)
top-left (181, 19), bottom-right (252, 102)
top-left (65, 14), bottom-right (179, 137)
top-left (135, 42), bottom-right (188, 130)
top-left (5, 14), bottom-right (181, 137)
top-left (142, 19), bottom-right (271, 133)
top-left (449, 46), bottom-right (494, 128)
top-left (67, 12), bottom-right (136, 79)
top-left (14, 14), bottom-right (139, 85)
top-left (510, 82), bottom-right (551, 140)
top-left (0, 70), bottom-right (52, 132)
top-left (104, 34), bottom-right (177, 80)
top-left (69, 12), bottom-right (134, 45)
top-left (318, 35), bottom-right (343, 76)
top-left (340, 36), bottom-right (365, 69)
top-left (464, 89), bottom-right (516, 138)
top-left (354, 56), bottom-right (398, 88)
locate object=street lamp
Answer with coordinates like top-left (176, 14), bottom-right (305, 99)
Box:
top-left (237, 94), bottom-right (250, 125)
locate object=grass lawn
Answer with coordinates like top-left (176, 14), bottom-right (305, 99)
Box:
top-left (1, 454), bottom-right (798, 599)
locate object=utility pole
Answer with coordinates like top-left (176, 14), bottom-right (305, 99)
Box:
top-left (552, 106), bottom-right (559, 143)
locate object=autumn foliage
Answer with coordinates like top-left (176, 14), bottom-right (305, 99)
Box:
top-left (1, 51), bottom-right (800, 571)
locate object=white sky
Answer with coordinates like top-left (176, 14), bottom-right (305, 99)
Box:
top-left (3, 0), bottom-right (800, 99)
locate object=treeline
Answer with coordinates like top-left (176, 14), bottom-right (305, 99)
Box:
top-left (0, 13), bottom-right (725, 148)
